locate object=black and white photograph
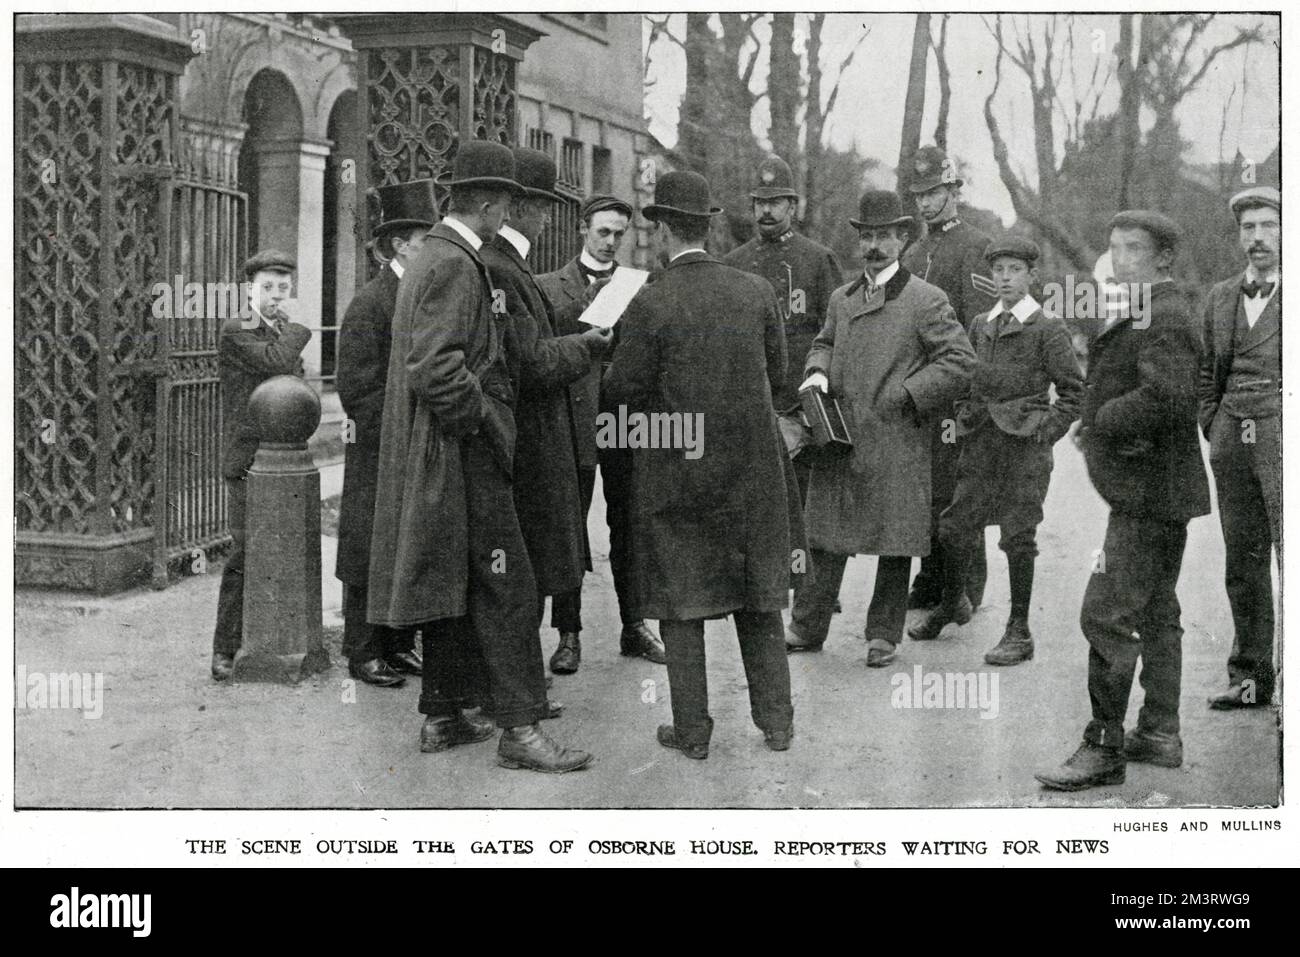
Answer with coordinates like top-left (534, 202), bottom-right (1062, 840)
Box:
top-left (4, 4), bottom-right (1293, 873)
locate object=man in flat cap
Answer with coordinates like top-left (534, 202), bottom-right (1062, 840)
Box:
top-left (909, 237), bottom-right (1083, 666)
top-left (333, 180), bottom-right (440, 689)
top-left (787, 190), bottom-right (974, 668)
top-left (367, 141), bottom-right (591, 773)
top-left (1201, 186), bottom-right (1282, 711)
top-left (604, 170), bottom-right (796, 759)
top-left (902, 145), bottom-right (999, 615)
top-left (211, 250), bottom-right (313, 681)
top-left (1037, 210), bottom-right (1209, 790)
top-left (481, 148), bottom-right (612, 679)
top-left (539, 194), bottom-right (667, 672)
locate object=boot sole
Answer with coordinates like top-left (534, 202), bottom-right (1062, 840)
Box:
top-left (1034, 769), bottom-right (1125, 791)
top-left (984, 649), bottom-right (1034, 666)
top-left (420, 729), bottom-right (495, 754)
top-left (549, 663), bottom-right (579, 675)
top-left (498, 754), bottom-right (593, 773)
top-left (1124, 753), bottom-right (1183, 768)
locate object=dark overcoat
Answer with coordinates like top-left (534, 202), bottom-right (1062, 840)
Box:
top-left (802, 267), bottom-right (976, 556)
top-left (602, 251), bottom-right (799, 620)
top-left (901, 218), bottom-right (997, 331)
top-left (218, 316), bottom-right (311, 479)
top-left (537, 256), bottom-right (601, 470)
top-left (1080, 281), bottom-right (1210, 525)
top-left (482, 235), bottom-right (594, 596)
top-left (366, 222), bottom-right (517, 627)
top-left (334, 264), bottom-right (399, 586)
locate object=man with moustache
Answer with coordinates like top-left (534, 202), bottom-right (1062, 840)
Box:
top-left (1036, 211), bottom-right (1209, 789)
top-left (786, 190), bottom-right (975, 667)
top-left (1200, 186), bottom-right (1282, 711)
top-left (367, 141), bottom-right (591, 773)
top-left (902, 146), bottom-right (998, 613)
top-left (539, 195), bottom-right (666, 673)
top-left (334, 179), bottom-right (437, 688)
top-left (480, 148), bottom-right (612, 675)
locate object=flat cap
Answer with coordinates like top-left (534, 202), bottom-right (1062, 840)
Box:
top-left (1109, 210), bottom-right (1181, 250)
top-left (984, 236), bottom-right (1041, 265)
top-left (580, 194), bottom-right (633, 222)
top-left (242, 249), bottom-right (296, 279)
top-left (1229, 185), bottom-right (1280, 219)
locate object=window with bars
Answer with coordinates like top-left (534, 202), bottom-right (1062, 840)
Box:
top-left (526, 127), bottom-right (585, 274)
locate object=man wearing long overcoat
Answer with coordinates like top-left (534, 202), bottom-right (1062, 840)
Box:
top-left (786, 190), bottom-right (975, 668)
top-left (604, 170), bottom-right (797, 759)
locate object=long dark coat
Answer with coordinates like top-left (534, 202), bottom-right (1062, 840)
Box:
top-left (802, 267), bottom-right (976, 556)
top-left (334, 264), bottom-right (399, 586)
top-left (602, 251), bottom-right (800, 620)
top-left (1081, 281), bottom-right (1210, 525)
top-left (537, 256), bottom-right (601, 470)
top-left (367, 223), bottom-right (517, 627)
top-left (901, 218), bottom-right (997, 331)
top-left (482, 235), bottom-right (594, 596)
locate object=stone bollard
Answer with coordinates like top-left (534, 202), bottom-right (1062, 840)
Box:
top-left (233, 375), bottom-right (331, 683)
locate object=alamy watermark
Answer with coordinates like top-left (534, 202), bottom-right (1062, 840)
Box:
top-left (891, 665), bottom-right (999, 719)
top-left (16, 666), bottom-right (104, 719)
top-left (1040, 277), bottom-right (1152, 328)
top-left (595, 404), bottom-right (705, 460)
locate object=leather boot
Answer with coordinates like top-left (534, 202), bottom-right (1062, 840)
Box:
top-left (420, 712), bottom-right (496, 753)
top-left (907, 593), bottom-right (972, 641)
top-left (620, 621), bottom-right (666, 664)
top-left (657, 724), bottom-right (708, 759)
top-left (1034, 741), bottom-right (1125, 791)
top-left (549, 632), bottom-right (581, 675)
top-left (984, 617), bottom-right (1034, 665)
top-left (497, 724), bottom-right (593, 773)
top-left (1123, 729), bottom-right (1183, 768)
top-left (211, 652), bottom-right (234, 682)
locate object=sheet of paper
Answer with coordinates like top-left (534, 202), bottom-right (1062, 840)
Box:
top-left (578, 267), bottom-right (649, 329)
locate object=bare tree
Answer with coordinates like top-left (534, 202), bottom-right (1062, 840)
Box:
top-left (804, 15), bottom-right (871, 235)
top-left (930, 14), bottom-right (951, 150)
top-left (769, 13), bottom-right (800, 160)
top-left (896, 13), bottom-right (931, 204)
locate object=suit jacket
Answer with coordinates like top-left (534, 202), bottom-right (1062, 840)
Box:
top-left (901, 219), bottom-right (997, 333)
top-left (482, 235), bottom-right (594, 595)
top-left (1199, 270), bottom-right (1282, 435)
top-left (366, 222), bottom-right (516, 627)
top-left (958, 303), bottom-right (1084, 443)
top-left (537, 256), bottom-right (602, 469)
top-left (802, 268), bottom-right (975, 555)
top-left (603, 251), bottom-right (802, 620)
top-left (218, 316), bottom-right (311, 479)
top-left (1081, 281), bottom-right (1210, 524)
top-left (334, 264), bottom-right (399, 585)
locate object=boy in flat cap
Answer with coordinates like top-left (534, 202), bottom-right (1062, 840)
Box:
top-left (1201, 185), bottom-right (1282, 711)
top-left (909, 237), bottom-right (1084, 667)
top-left (212, 250), bottom-right (312, 681)
top-left (1037, 210), bottom-right (1209, 790)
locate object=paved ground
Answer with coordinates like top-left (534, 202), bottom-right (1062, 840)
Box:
top-left (13, 443), bottom-right (1280, 809)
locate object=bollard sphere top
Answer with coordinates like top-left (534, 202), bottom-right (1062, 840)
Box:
top-left (248, 375), bottom-right (321, 446)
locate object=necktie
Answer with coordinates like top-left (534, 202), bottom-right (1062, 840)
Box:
top-left (1242, 279), bottom-right (1276, 299)
top-left (580, 260), bottom-right (616, 284)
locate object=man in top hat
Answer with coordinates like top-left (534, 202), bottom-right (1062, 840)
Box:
top-left (1201, 185), bottom-right (1282, 711)
top-left (480, 147), bottom-right (612, 678)
top-left (908, 237), bottom-right (1084, 666)
top-left (1036, 210), bottom-right (1209, 790)
top-left (366, 140), bottom-right (591, 773)
top-left (603, 170), bottom-right (797, 759)
top-left (786, 190), bottom-right (975, 667)
top-left (902, 145), bottom-right (998, 614)
top-left (723, 154), bottom-right (843, 497)
top-left (334, 179), bottom-right (439, 688)
top-left (539, 195), bottom-right (668, 672)
top-left (211, 249), bottom-right (313, 681)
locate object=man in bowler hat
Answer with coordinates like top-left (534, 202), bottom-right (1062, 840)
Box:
top-left (604, 170), bottom-right (796, 759)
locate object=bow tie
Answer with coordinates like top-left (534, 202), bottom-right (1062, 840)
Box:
top-left (1242, 279), bottom-right (1276, 299)
top-left (580, 260), bottom-right (616, 283)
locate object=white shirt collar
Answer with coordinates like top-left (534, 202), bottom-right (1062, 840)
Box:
top-left (989, 294), bottom-right (1040, 323)
top-left (390, 259), bottom-right (404, 279)
top-left (865, 260), bottom-right (899, 288)
top-left (498, 224), bottom-right (531, 260)
top-left (250, 303), bottom-right (279, 332)
top-left (580, 248), bottom-right (615, 273)
top-left (1245, 264), bottom-right (1280, 286)
top-left (670, 247), bottom-right (707, 263)
top-left (440, 215), bottom-right (483, 251)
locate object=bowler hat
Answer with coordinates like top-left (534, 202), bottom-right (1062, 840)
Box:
top-left (642, 170), bottom-right (723, 221)
top-left (580, 194), bottom-right (633, 222)
top-left (372, 179), bottom-right (439, 238)
top-left (751, 155), bottom-right (799, 200)
top-left (437, 139), bottom-right (524, 195)
top-left (242, 248), bottom-right (296, 279)
top-left (1109, 209), bottom-right (1181, 251)
top-left (984, 236), bottom-right (1041, 265)
top-left (1229, 185), bottom-right (1280, 220)
top-left (512, 147), bottom-right (574, 204)
top-left (908, 145), bottom-right (963, 193)
top-left (850, 190), bottom-right (914, 230)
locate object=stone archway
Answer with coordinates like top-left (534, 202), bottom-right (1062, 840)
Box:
top-left (321, 88), bottom-right (361, 388)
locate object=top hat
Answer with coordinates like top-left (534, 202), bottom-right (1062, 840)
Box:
top-left (1229, 185), bottom-right (1281, 220)
top-left (511, 147), bottom-right (574, 204)
top-left (642, 170), bottom-right (723, 221)
top-left (849, 190), bottom-right (914, 230)
top-left (751, 154), bottom-right (799, 200)
top-left (580, 194), bottom-right (633, 222)
top-left (436, 139), bottom-right (525, 195)
top-left (372, 179), bottom-right (439, 238)
top-left (242, 248), bottom-right (296, 279)
top-left (908, 145), bottom-right (963, 193)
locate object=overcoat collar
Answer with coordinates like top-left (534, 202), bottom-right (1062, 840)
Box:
top-left (845, 264), bottom-right (912, 319)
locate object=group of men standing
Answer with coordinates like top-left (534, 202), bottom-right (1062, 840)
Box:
top-left (211, 133), bottom-right (1280, 791)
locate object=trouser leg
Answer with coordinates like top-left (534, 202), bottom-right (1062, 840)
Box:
top-left (599, 448), bottom-right (640, 625)
top-left (418, 617), bottom-right (480, 717)
top-left (790, 549), bottom-right (847, 645)
top-left (915, 423), bottom-right (960, 595)
top-left (733, 610), bottom-right (794, 734)
top-left (550, 465), bottom-right (595, 633)
top-left (1136, 525), bottom-right (1188, 735)
top-left (212, 477), bottom-right (246, 656)
top-left (866, 556), bottom-right (913, 645)
top-left (661, 618), bottom-right (712, 747)
top-left (342, 582), bottom-right (387, 663)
